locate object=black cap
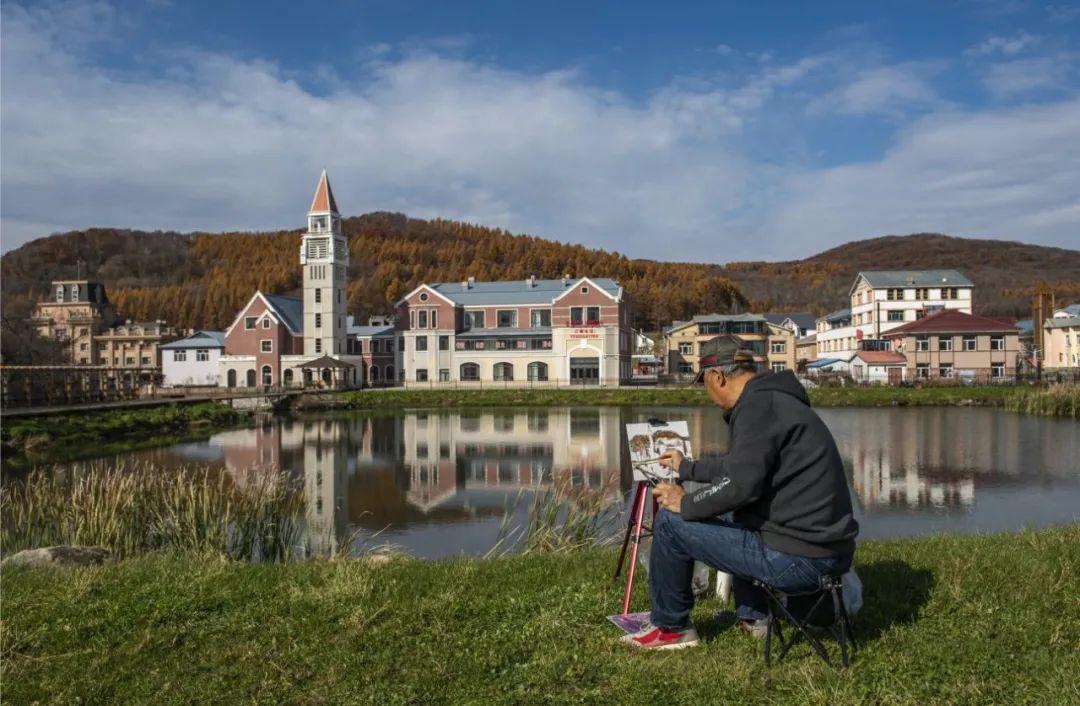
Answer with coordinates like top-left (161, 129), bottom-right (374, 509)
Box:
top-left (693, 334), bottom-right (757, 382)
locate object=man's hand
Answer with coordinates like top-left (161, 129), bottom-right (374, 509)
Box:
top-left (652, 483), bottom-right (685, 513)
top-left (658, 450), bottom-right (684, 473)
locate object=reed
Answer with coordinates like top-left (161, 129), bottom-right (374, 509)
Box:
top-left (490, 484), bottom-right (622, 556)
top-left (1, 462), bottom-right (305, 561)
top-left (1004, 384), bottom-right (1080, 419)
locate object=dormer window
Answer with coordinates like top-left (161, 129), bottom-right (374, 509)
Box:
top-left (56, 286), bottom-right (64, 302)
top-left (71, 284), bottom-right (80, 299)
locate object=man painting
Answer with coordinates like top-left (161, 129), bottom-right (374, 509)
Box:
top-left (621, 336), bottom-right (859, 650)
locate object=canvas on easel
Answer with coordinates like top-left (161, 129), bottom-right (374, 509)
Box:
top-left (625, 420), bottom-right (692, 481)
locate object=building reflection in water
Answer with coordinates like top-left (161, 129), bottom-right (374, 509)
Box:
top-left (211, 409), bottom-right (623, 556)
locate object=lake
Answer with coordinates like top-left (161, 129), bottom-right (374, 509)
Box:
top-left (55, 406), bottom-right (1080, 558)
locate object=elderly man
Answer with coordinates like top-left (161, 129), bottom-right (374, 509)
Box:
top-left (622, 336), bottom-right (859, 650)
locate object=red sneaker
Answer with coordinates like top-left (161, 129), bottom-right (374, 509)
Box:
top-left (619, 622), bottom-right (701, 650)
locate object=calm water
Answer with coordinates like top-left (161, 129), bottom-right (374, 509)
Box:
top-left (62, 406), bottom-right (1080, 558)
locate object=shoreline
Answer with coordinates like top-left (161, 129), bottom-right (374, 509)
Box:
top-left (3, 525), bottom-right (1077, 703)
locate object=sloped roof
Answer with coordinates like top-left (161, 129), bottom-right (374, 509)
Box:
top-left (819, 308), bottom-right (852, 323)
top-left (882, 309), bottom-right (1017, 336)
top-left (348, 324), bottom-right (395, 337)
top-left (263, 294), bottom-right (303, 334)
top-left (855, 269), bottom-right (973, 289)
top-left (309, 169), bottom-right (339, 213)
top-left (1046, 315), bottom-right (1080, 329)
top-left (1014, 318), bottom-right (1034, 333)
top-left (807, 358), bottom-right (844, 368)
top-left (161, 330), bottom-right (226, 349)
top-left (851, 351), bottom-right (906, 365)
top-left (428, 277), bottom-right (620, 306)
top-left (764, 312), bottom-right (816, 330)
top-left (693, 313), bottom-right (765, 323)
top-left (1055, 303), bottom-right (1080, 316)
top-left (298, 355), bottom-right (354, 369)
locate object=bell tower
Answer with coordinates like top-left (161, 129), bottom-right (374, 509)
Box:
top-left (300, 170), bottom-right (348, 356)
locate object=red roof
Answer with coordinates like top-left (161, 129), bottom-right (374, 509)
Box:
top-left (852, 351), bottom-right (906, 365)
top-left (309, 169), bottom-right (339, 213)
top-left (882, 309), bottom-right (1018, 336)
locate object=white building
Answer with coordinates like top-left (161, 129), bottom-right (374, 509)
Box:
top-left (816, 270), bottom-right (974, 361)
top-left (161, 331), bottom-right (225, 387)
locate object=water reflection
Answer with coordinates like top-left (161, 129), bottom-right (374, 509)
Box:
top-left (153, 406), bottom-right (1080, 557)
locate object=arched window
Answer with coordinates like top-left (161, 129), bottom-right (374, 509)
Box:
top-left (227, 369), bottom-right (237, 388)
top-left (460, 363), bottom-right (480, 381)
top-left (493, 362), bottom-right (513, 381)
top-left (386, 365), bottom-right (395, 382)
top-left (246, 369), bottom-right (256, 387)
top-left (370, 365), bottom-right (380, 382)
top-left (283, 369), bottom-right (294, 386)
top-left (528, 362), bottom-right (548, 382)
top-left (261, 365), bottom-right (273, 386)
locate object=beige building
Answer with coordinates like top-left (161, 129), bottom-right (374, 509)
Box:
top-left (1043, 303), bottom-right (1080, 370)
top-left (796, 333), bottom-right (817, 366)
top-left (664, 314), bottom-right (797, 377)
top-left (882, 310), bottom-right (1021, 382)
top-left (95, 321), bottom-right (180, 376)
top-left (32, 280), bottom-right (116, 364)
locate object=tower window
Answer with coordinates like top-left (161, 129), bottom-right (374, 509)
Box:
top-left (315, 289), bottom-right (321, 303)
top-left (315, 314), bottom-right (322, 329)
top-left (56, 286), bottom-right (64, 302)
top-left (315, 339), bottom-right (322, 353)
top-left (306, 238), bottom-right (329, 259)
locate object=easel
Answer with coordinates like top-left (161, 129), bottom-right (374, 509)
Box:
top-left (612, 477), bottom-right (660, 615)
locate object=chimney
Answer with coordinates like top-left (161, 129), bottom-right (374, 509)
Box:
top-left (467, 276), bottom-right (475, 289)
top-left (562, 273), bottom-right (570, 286)
top-left (526, 275), bottom-right (536, 288)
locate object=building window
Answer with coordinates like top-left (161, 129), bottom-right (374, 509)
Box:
top-left (174, 351), bottom-right (187, 362)
top-left (262, 365), bottom-right (273, 386)
top-left (497, 310), bottom-right (517, 328)
top-left (439, 368), bottom-right (450, 382)
top-left (71, 284), bottom-right (80, 299)
top-left (915, 288), bottom-right (928, 299)
top-left (887, 310), bottom-right (904, 322)
top-left (418, 310), bottom-right (428, 328)
top-left (125, 357), bottom-right (135, 366)
top-left (678, 342), bottom-right (693, 355)
top-left (56, 286), bottom-right (64, 302)
top-left (939, 336), bottom-right (953, 351)
top-left (388, 365), bottom-right (396, 381)
top-left (770, 341), bottom-right (786, 354)
top-left (916, 337), bottom-right (929, 352)
top-left (430, 310), bottom-right (437, 329)
top-left (771, 362), bottom-right (787, 373)
top-left (531, 309), bottom-right (551, 328)
top-left (991, 363), bottom-right (1005, 379)
top-left (315, 339), bottom-right (322, 353)
top-left (916, 363), bottom-right (930, 378)
top-left (460, 363), bottom-right (480, 381)
top-left (939, 363), bottom-right (953, 378)
top-left (419, 292), bottom-right (429, 302)
top-left (261, 340), bottom-right (273, 353)
top-left (678, 362), bottom-right (693, 374)
top-left (416, 368), bottom-right (428, 382)
top-left (387, 339), bottom-right (395, 353)
top-left (416, 335), bottom-right (429, 351)
top-left (465, 311), bottom-right (484, 330)
top-left (315, 313), bottom-right (322, 329)
top-left (943, 287), bottom-right (958, 300)
top-left (570, 307), bottom-right (583, 325)
top-left (196, 349), bottom-right (209, 361)
top-left (990, 335), bottom-right (1005, 351)
top-left (528, 362), bottom-right (548, 381)
top-left (370, 365), bottom-right (380, 382)
top-left (245, 317), bottom-right (256, 330)
top-left (581, 286), bottom-right (589, 294)
top-left (315, 288), bottom-right (321, 303)
top-left (887, 288), bottom-right (903, 301)
top-left (259, 318), bottom-right (269, 329)
top-left (439, 335), bottom-right (449, 351)
top-left (962, 336), bottom-right (977, 351)
top-left (586, 306), bottom-right (600, 324)
top-left (494, 362), bottom-right (514, 381)
top-left (367, 339), bottom-right (377, 354)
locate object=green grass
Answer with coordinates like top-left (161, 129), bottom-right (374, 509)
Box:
top-left (305, 384), bottom-right (1048, 413)
top-left (1004, 384), bottom-right (1080, 419)
top-left (1, 403), bottom-right (250, 471)
top-left (3, 526), bottom-right (1078, 704)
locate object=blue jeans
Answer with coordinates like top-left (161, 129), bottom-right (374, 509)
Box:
top-left (649, 509), bottom-right (851, 629)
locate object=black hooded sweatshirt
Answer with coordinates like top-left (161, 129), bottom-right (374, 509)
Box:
top-left (677, 370), bottom-right (859, 558)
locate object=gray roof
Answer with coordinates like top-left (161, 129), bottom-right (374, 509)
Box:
top-left (1045, 315), bottom-right (1080, 329)
top-left (457, 327), bottom-right (552, 338)
top-left (264, 294), bottom-right (303, 333)
top-left (764, 312), bottom-right (816, 331)
top-left (855, 270), bottom-right (973, 288)
top-left (428, 277), bottom-right (620, 306)
top-left (1059, 303), bottom-right (1080, 316)
top-left (47, 280), bottom-right (110, 306)
top-left (161, 330), bottom-right (225, 349)
top-left (1014, 318), bottom-right (1034, 333)
top-left (807, 358), bottom-right (844, 368)
top-left (819, 308), bottom-right (852, 323)
top-left (348, 324), bottom-right (395, 337)
top-left (693, 313), bottom-right (765, 323)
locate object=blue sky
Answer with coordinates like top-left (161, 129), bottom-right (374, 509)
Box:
top-left (2, 0), bottom-right (1078, 260)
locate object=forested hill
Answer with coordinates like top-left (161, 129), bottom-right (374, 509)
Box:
top-left (723, 234), bottom-right (1080, 319)
top-left (0, 213), bottom-right (745, 332)
top-left (3, 220), bottom-right (1076, 334)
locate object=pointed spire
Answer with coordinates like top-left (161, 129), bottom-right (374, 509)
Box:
top-left (309, 169), bottom-right (339, 214)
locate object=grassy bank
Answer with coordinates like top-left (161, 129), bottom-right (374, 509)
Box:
top-left (300, 384), bottom-right (1078, 416)
top-left (0, 403), bottom-right (251, 471)
top-left (3, 526), bottom-right (1077, 704)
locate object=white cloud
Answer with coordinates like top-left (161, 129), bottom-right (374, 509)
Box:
top-left (768, 100), bottom-right (1080, 248)
top-left (1, 0), bottom-right (1078, 263)
top-left (981, 55), bottom-right (1075, 96)
top-left (966, 32), bottom-right (1040, 57)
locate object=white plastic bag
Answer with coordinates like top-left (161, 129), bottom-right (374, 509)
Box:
top-left (841, 569), bottom-right (863, 616)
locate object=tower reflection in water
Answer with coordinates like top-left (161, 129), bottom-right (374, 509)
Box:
top-left (212, 409), bottom-right (623, 557)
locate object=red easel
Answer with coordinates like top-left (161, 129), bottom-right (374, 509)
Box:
top-left (612, 480), bottom-right (659, 615)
